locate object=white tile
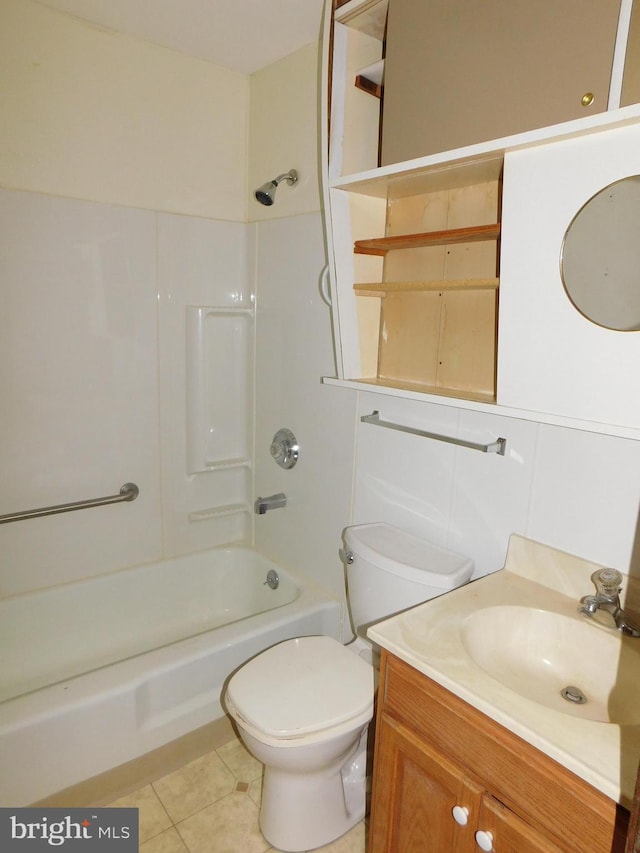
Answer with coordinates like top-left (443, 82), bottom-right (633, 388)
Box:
top-left (527, 425), bottom-right (640, 569)
top-left (0, 189), bottom-right (162, 596)
top-left (253, 213), bottom-right (357, 607)
top-left (448, 410), bottom-right (538, 576)
top-left (156, 214), bottom-right (256, 556)
top-left (353, 394), bottom-right (459, 550)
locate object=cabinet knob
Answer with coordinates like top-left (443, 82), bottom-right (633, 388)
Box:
top-left (475, 830), bottom-right (495, 851)
top-left (452, 805), bottom-right (469, 826)
top-left (581, 92), bottom-right (595, 107)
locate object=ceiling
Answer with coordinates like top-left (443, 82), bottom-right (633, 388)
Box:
top-left (37, 0), bottom-right (326, 74)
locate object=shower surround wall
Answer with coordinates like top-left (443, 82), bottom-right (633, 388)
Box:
top-left (0, 1), bottom-right (357, 609)
top-left (0, 189), bottom-right (256, 597)
top-left (0, 0), bottom-right (254, 597)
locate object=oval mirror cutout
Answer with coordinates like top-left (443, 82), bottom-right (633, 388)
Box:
top-left (560, 176), bottom-right (640, 331)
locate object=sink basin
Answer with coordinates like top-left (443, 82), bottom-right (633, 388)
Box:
top-left (461, 605), bottom-right (640, 724)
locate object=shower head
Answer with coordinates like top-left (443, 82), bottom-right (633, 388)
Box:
top-left (254, 169), bottom-right (298, 206)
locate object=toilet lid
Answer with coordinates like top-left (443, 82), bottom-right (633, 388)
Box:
top-left (226, 636), bottom-right (374, 739)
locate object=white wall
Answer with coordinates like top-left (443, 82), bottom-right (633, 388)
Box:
top-left (353, 392), bottom-right (640, 579)
top-left (249, 47), bottom-right (358, 615)
top-left (0, 0), bottom-right (249, 221)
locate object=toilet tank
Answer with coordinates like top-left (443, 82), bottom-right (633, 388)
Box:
top-left (343, 523), bottom-right (474, 636)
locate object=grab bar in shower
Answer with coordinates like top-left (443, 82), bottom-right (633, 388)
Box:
top-left (361, 411), bottom-right (507, 456)
top-left (0, 482), bottom-right (139, 524)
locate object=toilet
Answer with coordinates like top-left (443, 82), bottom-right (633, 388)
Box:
top-left (224, 523), bottom-right (474, 852)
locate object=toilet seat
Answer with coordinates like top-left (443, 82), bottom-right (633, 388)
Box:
top-left (226, 636), bottom-right (374, 743)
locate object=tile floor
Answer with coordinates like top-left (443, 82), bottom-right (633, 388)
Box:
top-left (107, 734), bottom-right (367, 853)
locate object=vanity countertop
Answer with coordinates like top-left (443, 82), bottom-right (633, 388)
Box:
top-left (367, 534), bottom-right (640, 807)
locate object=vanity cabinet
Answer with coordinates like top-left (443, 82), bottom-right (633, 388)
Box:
top-left (381, 0), bottom-right (622, 165)
top-left (323, 0), bottom-right (640, 436)
top-left (369, 652), bottom-right (629, 853)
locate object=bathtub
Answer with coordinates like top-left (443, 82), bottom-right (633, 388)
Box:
top-left (0, 547), bottom-right (342, 806)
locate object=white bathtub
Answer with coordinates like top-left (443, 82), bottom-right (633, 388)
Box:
top-left (0, 547), bottom-right (342, 806)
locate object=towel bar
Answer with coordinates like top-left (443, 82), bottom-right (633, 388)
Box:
top-left (361, 411), bottom-right (506, 455)
top-left (0, 482), bottom-right (139, 524)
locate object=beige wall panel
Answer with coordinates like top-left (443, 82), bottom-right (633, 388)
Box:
top-left (386, 191), bottom-right (450, 235)
top-left (436, 290), bottom-right (497, 397)
top-left (351, 193), bottom-right (387, 282)
top-left (445, 182), bottom-right (500, 279)
top-left (445, 241), bottom-right (499, 281)
top-left (384, 246), bottom-right (447, 283)
top-left (446, 183), bottom-right (501, 228)
top-left (377, 292), bottom-right (441, 386)
top-left (382, 0), bottom-right (621, 164)
top-left (0, 0), bottom-right (248, 220)
top-left (341, 28), bottom-right (384, 176)
top-left (249, 42), bottom-right (323, 221)
top-left (357, 296), bottom-right (383, 378)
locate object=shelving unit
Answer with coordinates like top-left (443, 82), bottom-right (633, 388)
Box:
top-left (321, 0), bottom-right (640, 434)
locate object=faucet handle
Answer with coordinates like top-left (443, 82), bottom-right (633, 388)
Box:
top-left (591, 568), bottom-right (623, 597)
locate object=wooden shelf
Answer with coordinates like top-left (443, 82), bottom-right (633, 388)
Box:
top-left (354, 223), bottom-right (501, 255)
top-left (354, 278), bottom-right (499, 295)
top-left (353, 377), bottom-right (496, 404)
top-left (355, 59), bottom-right (384, 99)
top-left (355, 74), bottom-right (383, 98)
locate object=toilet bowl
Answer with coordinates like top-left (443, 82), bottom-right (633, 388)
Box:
top-left (224, 523), bottom-right (474, 852)
top-left (225, 635), bottom-right (373, 852)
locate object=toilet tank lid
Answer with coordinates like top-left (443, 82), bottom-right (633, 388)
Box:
top-left (344, 523), bottom-right (474, 589)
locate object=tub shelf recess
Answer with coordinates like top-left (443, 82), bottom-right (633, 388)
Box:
top-left (361, 411), bottom-right (506, 455)
top-left (187, 503), bottom-right (251, 523)
top-left (185, 305), bottom-right (253, 477)
top-left (202, 457), bottom-right (251, 472)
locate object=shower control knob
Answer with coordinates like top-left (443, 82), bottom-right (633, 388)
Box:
top-left (270, 428), bottom-right (299, 469)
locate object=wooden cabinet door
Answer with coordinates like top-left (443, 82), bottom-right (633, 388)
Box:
top-left (381, 0), bottom-right (621, 165)
top-left (369, 713), bottom-right (483, 853)
top-left (476, 794), bottom-right (567, 853)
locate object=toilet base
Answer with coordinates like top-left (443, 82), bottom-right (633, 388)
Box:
top-left (258, 727), bottom-right (369, 852)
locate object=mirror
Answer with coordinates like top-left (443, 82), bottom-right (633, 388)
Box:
top-left (560, 176), bottom-right (640, 331)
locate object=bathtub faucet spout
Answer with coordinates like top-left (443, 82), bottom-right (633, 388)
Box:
top-left (255, 493), bottom-right (287, 515)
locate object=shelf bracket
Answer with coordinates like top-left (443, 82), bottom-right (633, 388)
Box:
top-left (361, 411), bottom-right (507, 456)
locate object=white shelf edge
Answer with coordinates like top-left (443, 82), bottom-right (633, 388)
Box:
top-left (201, 457), bottom-right (252, 473)
top-left (329, 104), bottom-right (640, 194)
top-left (185, 304), bottom-right (254, 316)
top-left (357, 59), bottom-right (384, 86)
top-left (322, 377), bottom-right (640, 441)
top-left (188, 503), bottom-right (251, 523)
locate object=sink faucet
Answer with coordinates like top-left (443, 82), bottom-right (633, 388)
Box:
top-left (578, 568), bottom-right (640, 637)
